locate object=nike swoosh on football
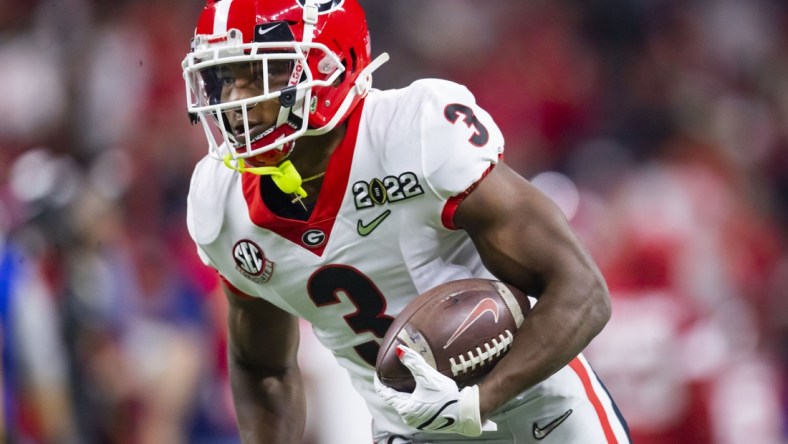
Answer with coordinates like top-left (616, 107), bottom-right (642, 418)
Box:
top-left (533, 409), bottom-right (573, 440)
top-left (443, 297), bottom-right (499, 349)
top-left (357, 209), bottom-right (391, 236)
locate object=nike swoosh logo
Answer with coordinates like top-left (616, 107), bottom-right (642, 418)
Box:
top-left (533, 409), bottom-right (573, 440)
top-left (433, 417), bottom-right (455, 430)
top-left (417, 400), bottom-right (458, 430)
top-left (258, 23), bottom-right (282, 36)
top-left (443, 297), bottom-right (499, 349)
top-left (357, 209), bottom-right (391, 236)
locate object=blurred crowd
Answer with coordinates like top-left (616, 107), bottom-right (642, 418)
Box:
top-left (1, 0), bottom-right (786, 443)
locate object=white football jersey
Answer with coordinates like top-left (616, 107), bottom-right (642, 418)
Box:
top-left (188, 78), bottom-right (501, 433)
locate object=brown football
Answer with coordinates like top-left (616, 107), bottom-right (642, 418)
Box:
top-left (375, 278), bottom-right (531, 393)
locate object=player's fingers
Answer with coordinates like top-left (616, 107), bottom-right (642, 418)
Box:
top-left (396, 345), bottom-right (430, 367)
top-left (396, 346), bottom-right (429, 374)
top-left (378, 388), bottom-right (410, 412)
top-left (373, 374), bottom-right (395, 396)
top-left (396, 345), bottom-right (442, 389)
top-left (373, 373), bottom-right (387, 392)
top-left (374, 374), bottom-right (408, 402)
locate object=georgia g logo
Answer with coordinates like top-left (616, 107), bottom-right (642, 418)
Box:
top-left (233, 240), bottom-right (274, 284)
top-left (301, 229), bottom-right (326, 248)
top-left (297, 0), bottom-right (344, 14)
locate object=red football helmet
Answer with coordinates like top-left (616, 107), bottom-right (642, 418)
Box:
top-left (182, 0), bottom-right (387, 166)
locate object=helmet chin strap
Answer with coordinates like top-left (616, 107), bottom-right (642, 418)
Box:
top-left (301, 0), bottom-right (319, 39)
top-left (258, 0), bottom-right (319, 170)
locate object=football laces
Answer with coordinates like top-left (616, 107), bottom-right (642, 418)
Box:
top-left (449, 330), bottom-right (515, 377)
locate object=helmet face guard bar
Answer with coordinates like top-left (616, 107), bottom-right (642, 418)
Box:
top-left (182, 33), bottom-right (345, 162)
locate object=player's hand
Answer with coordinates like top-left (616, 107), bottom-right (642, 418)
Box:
top-left (374, 345), bottom-right (497, 436)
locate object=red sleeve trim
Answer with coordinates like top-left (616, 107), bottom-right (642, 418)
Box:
top-left (219, 274), bottom-right (257, 300)
top-left (440, 162), bottom-right (497, 230)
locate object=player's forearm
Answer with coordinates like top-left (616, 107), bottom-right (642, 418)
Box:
top-left (230, 359), bottom-right (306, 444)
top-left (477, 272), bottom-right (611, 418)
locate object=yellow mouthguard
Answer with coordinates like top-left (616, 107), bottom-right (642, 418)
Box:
top-left (223, 154), bottom-right (307, 199)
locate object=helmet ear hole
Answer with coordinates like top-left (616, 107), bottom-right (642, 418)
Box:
top-left (348, 48), bottom-right (357, 73)
top-left (334, 48), bottom-right (357, 85)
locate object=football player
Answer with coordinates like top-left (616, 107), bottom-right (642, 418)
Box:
top-left (182, 0), bottom-right (630, 442)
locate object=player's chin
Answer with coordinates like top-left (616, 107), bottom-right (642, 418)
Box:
top-left (235, 147), bottom-right (289, 167)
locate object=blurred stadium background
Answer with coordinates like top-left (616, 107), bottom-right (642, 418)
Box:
top-left (1, 0), bottom-right (787, 443)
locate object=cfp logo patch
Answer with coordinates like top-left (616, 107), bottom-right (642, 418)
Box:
top-left (296, 0), bottom-right (344, 14)
top-left (233, 240), bottom-right (274, 284)
top-left (352, 172), bottom-right (424, 209)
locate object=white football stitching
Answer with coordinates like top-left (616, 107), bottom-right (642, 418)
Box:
top-left (449, 330), bottom-right (514, 377)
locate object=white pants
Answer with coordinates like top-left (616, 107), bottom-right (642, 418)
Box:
top-left (373, 355), bottom-right (630, 444)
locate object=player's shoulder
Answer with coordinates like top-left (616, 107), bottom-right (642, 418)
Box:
top-left (407, 78), bottom-right (476, 102)
top-left (366, 78), bottom-right (475, 113)
top-left (188, 154), bottom-right (238, 204)
top-left (361, 78), bottom-right (503, 200)
top-left (186, 155), bottom-right (238, 245)
top-left (361, 78), bottom-right (484, 145)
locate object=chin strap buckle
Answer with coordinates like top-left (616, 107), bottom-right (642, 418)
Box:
top-left (302, 0), bottom-right (318, 45)
top-left (303, 0), bottom-right (318, 26)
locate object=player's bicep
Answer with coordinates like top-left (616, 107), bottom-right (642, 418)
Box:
top-left (224, 283), bottom-right (300, 373)
top-left (454, 163), bottom-right (601, 297)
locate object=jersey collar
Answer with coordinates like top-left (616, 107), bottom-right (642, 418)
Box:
top-left (241, 100), bottom-right (365, 256)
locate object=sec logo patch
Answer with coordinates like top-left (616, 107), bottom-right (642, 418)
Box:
top-left (233, 240), bottom-right (274, 284)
